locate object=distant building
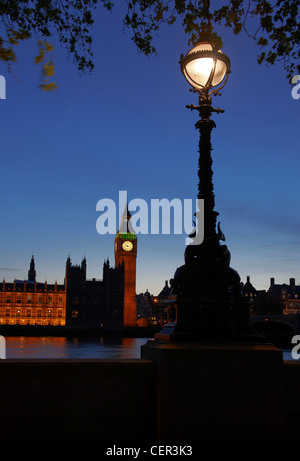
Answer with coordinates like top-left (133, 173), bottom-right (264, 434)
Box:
top-left (114, 205), bottom-right (137, 327)
top-left (242, 275), bottom-right (300, 316)
top-left (0, 204), bottom-right (141, 330)
top-left (267, 277), bottom-right (300, 315)
top-left (0, 255), bottom-right (124, 330)
top-left (136, 290), bottom-right (153, 326)
top-left (65, 256), bottom-right (124, 330)
top-left (242, 276), bottom-right (257, 298)
top-left (241, 276), bottom-right (260, 316)
top-left (156, 280), bottom-right (172, 323)
top-left (157, 280), bottom-right (172, 300)
top-left (0, 256), bottom-right (66, 327)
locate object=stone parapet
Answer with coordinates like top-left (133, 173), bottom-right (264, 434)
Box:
top-left (0, 344), bottom-right (300, 441)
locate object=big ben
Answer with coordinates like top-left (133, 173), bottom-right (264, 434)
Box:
top-left (114, 206), bottom-right (137, 327)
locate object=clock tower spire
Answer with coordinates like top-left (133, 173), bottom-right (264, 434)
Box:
top-left (115, 202), bottom-right (137, 327)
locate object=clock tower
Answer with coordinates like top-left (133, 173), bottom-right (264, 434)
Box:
top-left (114, 205), bottom-right (137, 327)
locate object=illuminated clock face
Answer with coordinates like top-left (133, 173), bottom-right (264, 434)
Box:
top-left (122, 241), bottom-right (133, 251)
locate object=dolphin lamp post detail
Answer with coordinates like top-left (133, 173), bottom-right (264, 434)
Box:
top-left (157, 42), bottom-right (250, 341)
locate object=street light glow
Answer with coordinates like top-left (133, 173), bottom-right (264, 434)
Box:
top-left (180, 42), bottom-right (230, 93)
top-left (185, 57), bottom-right (214, 87)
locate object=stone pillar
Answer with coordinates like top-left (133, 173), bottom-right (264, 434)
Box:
top-left (141, 340), bottom-right (285, 441)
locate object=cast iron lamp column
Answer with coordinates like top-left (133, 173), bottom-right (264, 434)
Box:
top-left (157, 42), bottom-right (250, 341)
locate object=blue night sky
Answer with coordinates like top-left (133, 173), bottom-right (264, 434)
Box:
top-left (0, 4), bottom-right (299, 296)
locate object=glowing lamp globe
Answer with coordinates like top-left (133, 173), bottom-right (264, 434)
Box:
top-left (180, 42), bottom-right (230, 93)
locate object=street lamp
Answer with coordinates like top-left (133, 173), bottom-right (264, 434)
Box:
top-left (179, 41), bottom-right (231, 247)
top-left (180, 42), bottom-right (230, 94)
top-left (156, 42), bottom-right (250, 341)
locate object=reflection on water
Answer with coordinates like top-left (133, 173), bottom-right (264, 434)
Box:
top-left (5, 336), bottom-right (151, 359)
top-left (4, 337), bottom-right (299, 362)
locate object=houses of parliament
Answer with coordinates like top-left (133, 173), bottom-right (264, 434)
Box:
top-left (0, 209), bottom-right (139, 330)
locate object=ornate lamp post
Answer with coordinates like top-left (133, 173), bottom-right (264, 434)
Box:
top-left (142, 44), bottom-right (281, 444)
top-left (157, 42), bottom-right (250, 341)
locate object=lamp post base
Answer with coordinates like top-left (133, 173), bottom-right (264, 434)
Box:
top-left (155, 238), bottom-right (260, 342)
top-left (141, 339), bottom-right (285, 440)
top-left (154, 304), bottom-right (259, 343)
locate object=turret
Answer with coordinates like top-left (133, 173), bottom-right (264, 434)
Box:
top-left (28, 255), bottom-right (36, 282)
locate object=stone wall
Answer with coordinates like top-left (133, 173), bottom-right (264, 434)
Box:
top-left (0, 359), bottom-right (156, 441)
top-left (0, 345), bottom-right (300, 441)
top-left (282, 360), bottom-right (300, 439)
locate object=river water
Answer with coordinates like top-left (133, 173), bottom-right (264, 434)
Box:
top-left (3, 336), bottom-right (298, 361)
top-left (4, 336), bottom-right (152, 359)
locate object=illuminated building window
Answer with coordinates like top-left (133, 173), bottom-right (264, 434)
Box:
top-left (38, 295), bottom-right (42, 304)
top-left (16, 309), bottom-right (21, 317)
top-left (58, 296), bottom-right (62, 305)
top-left (46, 309), bottom-right (52, 317)
top-left (72, 310), bottom-right (78, 318)
top-left (27, 295), bottom-right (32, 304)
top-left (48, 295), bottom-right (52, 305)
top-left (37, 309), bottom-right (42, 317)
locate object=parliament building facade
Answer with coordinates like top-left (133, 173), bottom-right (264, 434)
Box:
top-left (0, 254), bottom-right (126, 330)
top-left (0, 208), bottom-right (141, 330)
top-left (0, 207), bottom-right (139, 330)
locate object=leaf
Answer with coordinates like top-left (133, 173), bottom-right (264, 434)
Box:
top-left (39, 81), bottom-right (58, 91)
top-left (257, 51), bottom-right (266, 64)
top-left (34, 50), bottom-right (45, 64)
top-left (42, 61), bottom-right (55, 77)
top-left (44, 41), bottom-right (54, 52)
top-left (258, 37), bottom-right (268, 46)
